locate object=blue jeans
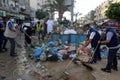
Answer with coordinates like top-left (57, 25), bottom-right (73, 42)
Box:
top-left (7, 37), bottom-right (15, 55)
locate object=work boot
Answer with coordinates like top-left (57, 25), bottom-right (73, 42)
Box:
top-left (10, 53), bottom-right (18, 57)
top-left (111, 67), bottom-right (118, 71)
top-left (2, 48), bottom-right (8, 51)
top-left (101, 68), bottom-right (111, 73)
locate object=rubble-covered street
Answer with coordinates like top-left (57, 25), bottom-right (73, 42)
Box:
top-left (0, 34), bottom-right (120, 80)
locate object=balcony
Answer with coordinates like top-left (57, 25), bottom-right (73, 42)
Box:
top-left (0, 3), bottom-right (9, 11)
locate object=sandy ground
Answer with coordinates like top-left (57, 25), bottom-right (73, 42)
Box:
top-left (42, 58), bottom-right (120, 80)
top-left (0, 34), bottom-right (120, 80)
top-left (91, 59), bottom-right (120, 80)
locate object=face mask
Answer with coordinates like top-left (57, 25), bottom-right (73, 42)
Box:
top-left (102, 29), bottom-right (106, 32)
top-left (0, 20), bottom-right (3, 23)
top-left (90, 25), bottom-right (94, 28)
top-left (10, 19), bottom-right (15, 23)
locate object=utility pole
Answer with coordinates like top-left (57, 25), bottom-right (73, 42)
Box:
top-left (71, 0), bottom-right (74, 26)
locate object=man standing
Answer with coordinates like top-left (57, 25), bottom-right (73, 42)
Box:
top-left (62, 17), bottom-right (70, 27)
top-left (31, 21), bottom-right (36, 35)
top-left (46, 18), bottom-right (54, 35)
top-left (0, 17), bottom-right (4, 53)
top-left (36, 21), bottom-right (41, 41)
top-left (4, 16), bottom-right (17, 57)
top-left (82, 24), bottom-right (101, 64)
top-left (100, 22), bottom-right (120, 73)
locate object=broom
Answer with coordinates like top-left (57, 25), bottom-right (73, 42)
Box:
top-left (73, 57), bottom-right (93, 71)
top-left (78, 38), bottom-right (102, 71)
top-left (63, 53), bottom-right (93, 75)
top-left (15, 41), bottom-right (22, 48)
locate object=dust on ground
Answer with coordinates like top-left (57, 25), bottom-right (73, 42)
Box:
top-left (0, 34), bottom-right (120, 80)
top-left (1, 47), bottom-right (120, 80)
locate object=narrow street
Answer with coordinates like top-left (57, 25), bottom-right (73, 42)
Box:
top-left (0, 0), bottom-right (120, 80)
top-left (0, 34), bottom-right (120, 80)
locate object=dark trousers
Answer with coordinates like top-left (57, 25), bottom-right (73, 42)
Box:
top-left (38, 30), bottom-right (45, 40)
top-left (7, 37), bottom-right (15, 55)
top-left (32, 28), bottom-right (35, 35)
top-left (106, 48), bottom-right (119, 70)
top-left (0, 36), bottom-right (3, 52)
top-left (3, 36), bottom-right (8, 49)
top-left (91, 45), bottom-right (101, 63)
top-left (25, 35), bottom-right (31, 44)
top-left (40, 30), bottom-right (45, 40)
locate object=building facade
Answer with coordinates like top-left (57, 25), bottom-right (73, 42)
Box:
top-left (0, 0), bottom-right (30, 22)
top-left (100, 1), bottom-right (110, 21)
top-left (112, 0), bottom-right (120, 3)
top-left (30, 0), bottom-right (53, 19)
top-left (94, 6), bottom-right (102, 22)
top-left (94, 0), bottom-right (120, 22)
top-left (82, 0), bottom-right (120, 23)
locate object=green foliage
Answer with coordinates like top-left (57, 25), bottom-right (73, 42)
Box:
top-left (105, 3), bottom-right (120, 20)
top-left (36, 10), bottom-right (49, 19)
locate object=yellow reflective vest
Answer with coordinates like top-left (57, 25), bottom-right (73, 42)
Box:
top-left (36, 24), bottom-right (41, 32)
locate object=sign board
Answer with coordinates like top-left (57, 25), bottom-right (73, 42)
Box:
top-left (5, 12), bottom-right (25, 20)
top-left (0, 9), bottom-right (25, 20)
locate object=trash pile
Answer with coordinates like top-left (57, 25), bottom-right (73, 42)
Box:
top-left (29, 39), bottom-right (78, 62)
top-left (25, 36), bottom-right (95, 79)
top-left (24, 33), bottom-right (120, 80)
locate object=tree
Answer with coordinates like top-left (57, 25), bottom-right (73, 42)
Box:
top-left (74, 12), bottom-right (82, 21)
top-left (46, 0), bottom-right (71, 21)
top-left (105, 3), bottom-right (120, 21)
top-left (36, 10), bottom-right (49, 19)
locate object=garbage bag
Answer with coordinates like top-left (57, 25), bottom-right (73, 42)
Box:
top-left (46, 41), bottom-right (55, 47)
top-left (40, 52), bottom-right (47, 61)
top-left (34, 47), bottom-right (43, 58)
top-left (51, 48), bottom-right (58, 54)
